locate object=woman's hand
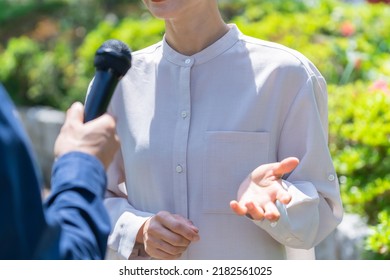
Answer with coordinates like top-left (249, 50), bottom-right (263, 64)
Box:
top-left (136, 211), bottom-right (200, 260)
top-left (230, 157), bottom-right (299, 221)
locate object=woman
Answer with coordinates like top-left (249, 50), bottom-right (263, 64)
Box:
top-left (104, 0), bottom-right (343, 260)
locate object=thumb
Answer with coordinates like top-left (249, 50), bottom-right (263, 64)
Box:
top-left (251, 157), bottom-right (299, 182)
top-left (273, 157), bottom-right (299, 178)
top-left (65, 102), bottom-right (84, 124)
top-left (86, 113), bottom-right (117, 133)
top-left (230, 200), bottom-right (247, 216)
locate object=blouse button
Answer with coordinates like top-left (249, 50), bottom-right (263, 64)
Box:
top-left (181, 111), bottom-right (188, 119)
top-left (176, 165), bottom-right (183, 173)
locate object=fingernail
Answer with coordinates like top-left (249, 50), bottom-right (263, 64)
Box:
top-left (71, 102), bottom-right (83, 110)
top-left (192, 226), bottom-right (199, 233)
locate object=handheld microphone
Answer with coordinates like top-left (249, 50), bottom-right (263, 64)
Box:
top-left (84, 39), bottom-right (132, 122)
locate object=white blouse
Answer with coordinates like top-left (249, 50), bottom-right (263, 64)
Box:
top-left (103, 24), bottom-right (343, 259)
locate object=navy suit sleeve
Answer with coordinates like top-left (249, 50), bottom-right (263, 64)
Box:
top-left (0, 84), bottom-right (110, 260)
top-left (42, 152), bottom-right (110, 260)
top-left (0, 85), bottom-right (48, 259)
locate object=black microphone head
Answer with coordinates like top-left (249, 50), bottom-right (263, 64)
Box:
top-left (94, 39), bottom-right (132, 78)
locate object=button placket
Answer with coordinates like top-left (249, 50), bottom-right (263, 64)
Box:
top-left (172, 62), bottom-right (192, 217)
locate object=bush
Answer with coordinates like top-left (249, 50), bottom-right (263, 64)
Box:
top-left (0, 0), bottom-right (144, 110)
top-left (328, 81), bottom-right (390, 259)
top-left (364, 209), bottom-right (390, 259)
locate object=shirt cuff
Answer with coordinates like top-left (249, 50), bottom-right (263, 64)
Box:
top-left (107, 213), bottom-right (152, 259)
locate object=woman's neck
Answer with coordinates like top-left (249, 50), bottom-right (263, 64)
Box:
top-left (164, 9), bottom-right (229, 56)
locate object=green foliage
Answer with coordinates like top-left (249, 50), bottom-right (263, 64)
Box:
top-left (2, 0), bottom-right (389, 108)
top-left (328, 81), bottom-right (390, 259)
top-left (0, 36), bottom-right (77, 108)
top-left (64, 17), bottom-right (165, 110)
top-left (364, 209), bottom-right (390, 259)
top-left (76, 17), bottom-right (164, 78)
top-left (0, 0), bottom-right (65, 25)
top-left (233, 0), bottom-right (390, 85)
top-left (219, 0), bottom-right (315, 22)
top-left (329, 82), bottom-right (390, 210)
top-left (0, 0), bottom-right (145, 110)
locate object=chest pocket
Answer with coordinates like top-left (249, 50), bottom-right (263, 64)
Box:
top-left (202, 131), bottom-right (270, 214)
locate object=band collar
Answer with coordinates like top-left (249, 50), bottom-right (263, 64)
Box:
top-left (162, 24), bottom-right (241, 67)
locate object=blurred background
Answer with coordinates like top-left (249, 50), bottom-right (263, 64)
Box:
top-left (1, 0), bottom-right (389, 259)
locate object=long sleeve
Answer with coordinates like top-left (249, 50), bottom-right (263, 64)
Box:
top-left (253, 75), bottom-right (343, 249)
top-left (104, 149), bottom-right (153, 259)
top-left (84, 77), bottom-right (154, 259)
top-left (0, 84), bottom-right (47, 259)
top-left (42, 152), bottom-right (111, 259)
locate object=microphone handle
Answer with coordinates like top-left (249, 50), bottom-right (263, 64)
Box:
top-left (84, 70), bottom-right (118, 122)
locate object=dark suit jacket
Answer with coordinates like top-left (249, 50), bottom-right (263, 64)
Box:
top-left (0, 84), bottom-right (110, 259)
